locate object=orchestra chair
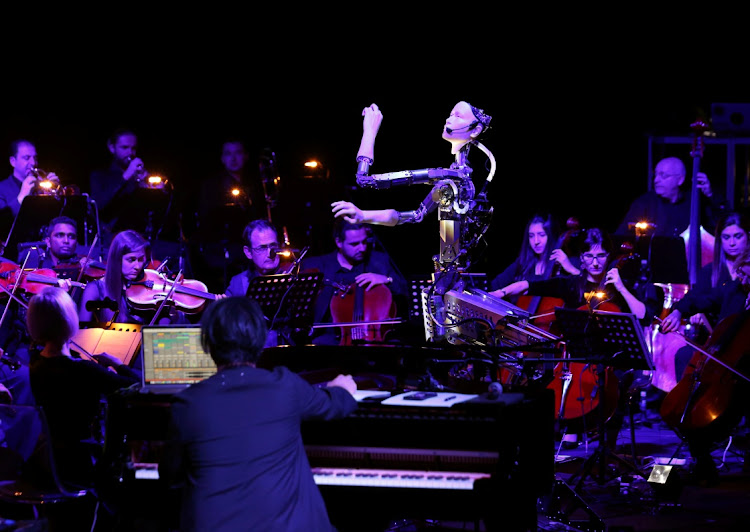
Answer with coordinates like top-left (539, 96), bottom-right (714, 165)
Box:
top-left (0, 404), bottom-right (95, 525)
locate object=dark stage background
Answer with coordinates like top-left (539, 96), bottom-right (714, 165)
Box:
top-left (4, 46), bottom-right (750, 283)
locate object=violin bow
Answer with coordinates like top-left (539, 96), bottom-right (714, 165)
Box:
top-left (148, 269), bottom-right (183, 326)
top-left (74, 234), bottom-right (100, 288)
top-left (0, 249), bottom-right (36, 331)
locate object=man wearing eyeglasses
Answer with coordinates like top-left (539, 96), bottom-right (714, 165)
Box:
top-left (615, 156), bottom-right (726, 237)
top-left (224, 219), bottom-right (283, 298)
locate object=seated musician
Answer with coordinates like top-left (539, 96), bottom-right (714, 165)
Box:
top-left (489, 213), bottom-right (580, 297)
top-left (300, 219), bottom-right (407, 346)
top-left (667, 211), bottom-right (750, 346)
top-left (491, 227), bottom-right (655, 321)
top-left (19, 215), bottom-right (81, 269)
top-left (659, 248), bottom-right (750, 484)
top-left (224, 219), bottom-right (289, 297)
top-left (491, 227), bottom-right (660, 448)
top-left (224, 218), bottom-right (293, 346)
top-left (158, 296), bottom-right (357, 532)
top-left (27, 286), bottom-right (139, 528)
top-left (78, 229), bottom-right (189, 328)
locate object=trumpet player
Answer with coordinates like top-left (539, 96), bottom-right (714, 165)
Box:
top-left (0, 139), bottom-right (60, 223)
top-left (88, 128), bottom-right (149, 245)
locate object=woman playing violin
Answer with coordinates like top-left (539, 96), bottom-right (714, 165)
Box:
top-left (78, 229), bottom-right (188, 328)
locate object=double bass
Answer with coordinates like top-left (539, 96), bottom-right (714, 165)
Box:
top-left (648, 120), bottom-right (713, 394)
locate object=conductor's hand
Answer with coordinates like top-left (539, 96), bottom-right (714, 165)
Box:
top-left (660, 310), bottom-right (682, 334)
top-left (332, 201), bottom-right (363, 224)
top-left (362, 103), bottom-right (383, 136)
top-left (328, 374), bottom-right (357, 396)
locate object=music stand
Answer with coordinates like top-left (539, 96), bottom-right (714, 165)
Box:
top-left (2, 195), bottom-right (90, 259)
top-left (246, 272), bottom-right (323, 339)
top-left (553, 307), bottom-right (653, 489)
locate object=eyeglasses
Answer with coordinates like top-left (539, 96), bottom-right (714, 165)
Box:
top-left (654, 172), bottom-right (681, 179)
top-left (582, 252), bottom-right (609, 263)
top-left (250, 243), bottom-right (278, 254)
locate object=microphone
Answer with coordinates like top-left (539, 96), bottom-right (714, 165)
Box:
top-left (85, 298), bottom-right (118, 312)
top-left (445, 121), bottom-right (479, 135)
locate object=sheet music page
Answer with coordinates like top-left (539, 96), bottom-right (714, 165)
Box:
top-left (95, 330), bottom-right (141, 365)
top-left (70, 328), bottom-right (105, 356)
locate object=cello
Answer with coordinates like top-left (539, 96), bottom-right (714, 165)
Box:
top-left (546, 243), bottom-right (626, 435)
top-left (659, 311), bottom-right (750, 444)
top-left (329, 281), bottom-right (398, 345)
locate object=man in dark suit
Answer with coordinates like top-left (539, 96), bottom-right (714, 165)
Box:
top-left (159, 296), bottom-right (357, 532)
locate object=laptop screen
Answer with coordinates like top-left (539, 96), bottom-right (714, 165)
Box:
top-left (140, 325), bottom-right (217, 387)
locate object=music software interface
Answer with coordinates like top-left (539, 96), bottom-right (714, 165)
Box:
top-left (143, 327), bottom-right (217, 384)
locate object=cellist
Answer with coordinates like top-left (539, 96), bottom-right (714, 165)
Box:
top-left (491, 227), bottom-right (661, 447)
top-left (300, 219), bottom-right (407, 346)
top-left (489, 212), bottom-right (580, 296)
top-left (659, 247), bottom-right (750, 484)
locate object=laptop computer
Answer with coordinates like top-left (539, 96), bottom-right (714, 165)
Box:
top-left (139, 324), bottom-right (217, 394)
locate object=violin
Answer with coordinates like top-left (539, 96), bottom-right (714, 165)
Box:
top-left (0, 262), bottom-right (85, 295)
top-left (125, 269), bottom-right (218, 314)
top-left (54, 259), bottom-right (107, 280)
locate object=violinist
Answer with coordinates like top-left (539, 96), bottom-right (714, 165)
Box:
top-left (27, 286), bottom-right (139, 529)
top-left (78, 229), bottom-right (189, 332)
top-left (300, 219), bottom-right (407, 346)
top-left (489, 213), bottom-right (580, 297)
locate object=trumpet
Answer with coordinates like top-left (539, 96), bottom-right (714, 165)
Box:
top-left (29, 167), bottom-right (78, 197)
top-left (30, 167), bottom-right (60, 196)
